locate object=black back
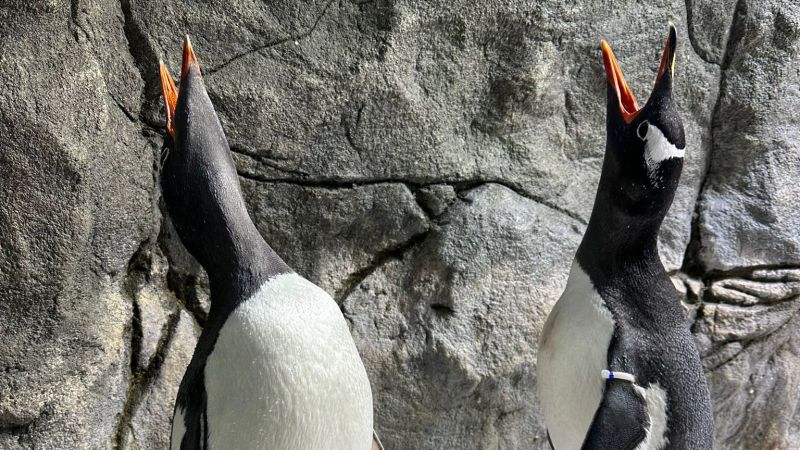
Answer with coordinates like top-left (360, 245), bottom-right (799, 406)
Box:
top-left (162, 63), bottom-right (291, 449)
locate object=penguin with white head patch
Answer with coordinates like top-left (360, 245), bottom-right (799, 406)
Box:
top-left (159, 37), bottom-right (382, 450)
top-left (537, 25), bottom-right (714, 450)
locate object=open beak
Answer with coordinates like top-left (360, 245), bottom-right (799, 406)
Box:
top-left (601, 24), bottom-right (677, 123)
top-left (159, 35), bottom-right (203, 140)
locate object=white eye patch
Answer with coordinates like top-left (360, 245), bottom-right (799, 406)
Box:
top-left (638, 121), bottom-right (684, 178)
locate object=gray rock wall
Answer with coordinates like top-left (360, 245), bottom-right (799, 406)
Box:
top-left (0, 0), bottom-right (797, 448)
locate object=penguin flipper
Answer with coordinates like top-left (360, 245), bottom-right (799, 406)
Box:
top-left (580, 380), bottom-right (647, 450)
top-left (170, 361), bottom-right (208, 450)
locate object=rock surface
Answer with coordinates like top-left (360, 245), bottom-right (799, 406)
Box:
top-left (0, 0), bottom-right (798, 449)
top-left (344, 184), bottom-right (583, 448)
top-left (695, 0), bottom-right (800, 272)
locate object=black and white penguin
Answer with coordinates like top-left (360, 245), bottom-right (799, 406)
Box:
top-left (158, 36), bottom-right (381, 450)
top-left (537, 25), bottom-right (714, 450)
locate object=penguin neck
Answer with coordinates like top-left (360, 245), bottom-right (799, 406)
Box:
top-left (164, 65), bottom-right (292, 314)
top-left (170, 181), bottom-right (291, 310)
top-left (201, 210), bottom-right (290, 309)
top-left (576, 189), bottom-right (666, 278)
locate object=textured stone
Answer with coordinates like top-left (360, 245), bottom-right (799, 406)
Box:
top-left (138, 0), bottom-right (717, 271)
top-left (686, 0), bottom-right (739, 64)
top-left (125, 310), bottom-right (200, 450)
top-left (0, 2), bottom-right (154, 448)
top-left (697, 267), bottom-right (800, 449)
top-left (240, 180), bottom-right (430, 299)
top-left (704, 309), bottom-right (800, 450)
top-left (416, 184), bottom-right (459, 218)
top-left (686, 3), bottom-right (800, 442)
top-left (696, 0), bottom-right (800, 272)
top-left (709, 277), bottom-right (800, 306)
top-left (345, 184), bottom-right (583, 449)
top-left (1, 0), bottom-right (799, 448)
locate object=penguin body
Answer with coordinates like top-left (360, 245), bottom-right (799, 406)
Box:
top-left (159, 38), bottom-right (374, 450)
top-left (537, 26), bottom-right (713, 450)
top-left (199, 273), bottom-right (372, 449)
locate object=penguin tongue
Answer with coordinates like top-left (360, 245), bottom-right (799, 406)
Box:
top-left (181, 34), bottom-right (202, 81)
top-left (601, 40), bottom-right (639, 122)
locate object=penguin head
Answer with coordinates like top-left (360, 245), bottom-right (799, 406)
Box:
top-left (598, 25), bottom-right (685, 219)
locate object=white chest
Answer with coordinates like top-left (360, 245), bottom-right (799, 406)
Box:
top-left (203, 273), bottom-right (374, 450)
top-left (537, 262), bottom-right (615, 450)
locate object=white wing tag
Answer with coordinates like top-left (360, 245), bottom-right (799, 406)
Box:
top-left (601, 369), bottom-right (636, 383)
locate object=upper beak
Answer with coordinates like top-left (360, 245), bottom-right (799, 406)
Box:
top-left (159, 35), bottom-right (203, 140)
top-left (655, 23), bottom-right (677, 85)
top-left (181, 35), bottom-right (201, 81)
top-left (601, 24), bottom-right (678, 123)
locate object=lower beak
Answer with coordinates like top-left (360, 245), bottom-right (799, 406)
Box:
top-left (601, 39), bottom-right (639, 122)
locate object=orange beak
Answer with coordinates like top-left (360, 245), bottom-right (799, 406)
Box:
top-left (159, 35), bottom-right (203, 140)
top-left (601, 24), bottom-right (677, 123)
top-left (601, 40), bottom-right (639, 123)
top-left (181, 34), bottom-right (201, 81)
top-left (159, 61), bottom-right (178, 140)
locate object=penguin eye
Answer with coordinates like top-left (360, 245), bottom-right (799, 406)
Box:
top-left (637, 120), bottom-right (649, 141)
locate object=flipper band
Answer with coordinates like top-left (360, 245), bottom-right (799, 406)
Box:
top-left (601, 369), bottom-right (636, 383)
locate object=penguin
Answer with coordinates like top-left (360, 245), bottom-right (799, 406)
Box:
top-left (536, 25), bottom-right (714, 450)
top-left (158, 36), bottom-right (383, 450)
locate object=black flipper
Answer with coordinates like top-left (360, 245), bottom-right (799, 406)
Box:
top-left (171, 361), bottom-right (208, 450)
top-left (581, 380), bottom-right (648, 450)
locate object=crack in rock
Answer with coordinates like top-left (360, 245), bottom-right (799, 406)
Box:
top-left (164, 268), bottom-right (209, 328)
top-left (708, 277), bottom-right (800, 306)
top-left (234, 171), bottom-right (587, 225)
top-left (110, 241), bottom-right (182, 449)
top-left (680, 0), bottom-right (748, 276)
top-left (68, 0), bottom-right (89, 43)
top-left (112, 308), bottom-right (180, 449)
top-left (158, 221), bottom-right (210, 328)
top-left (684, 0), bottom-right (723, 65)
top-left (230, 144), bottom-right (311, 177)
top-left (205, 0), bottom-right (336, 76)
top-left (335, 229), bottom-right (431, 304)
top-left (703, 302), bottom-right (800, 372)
top-left (120, 0), bottom-right (163, 127)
